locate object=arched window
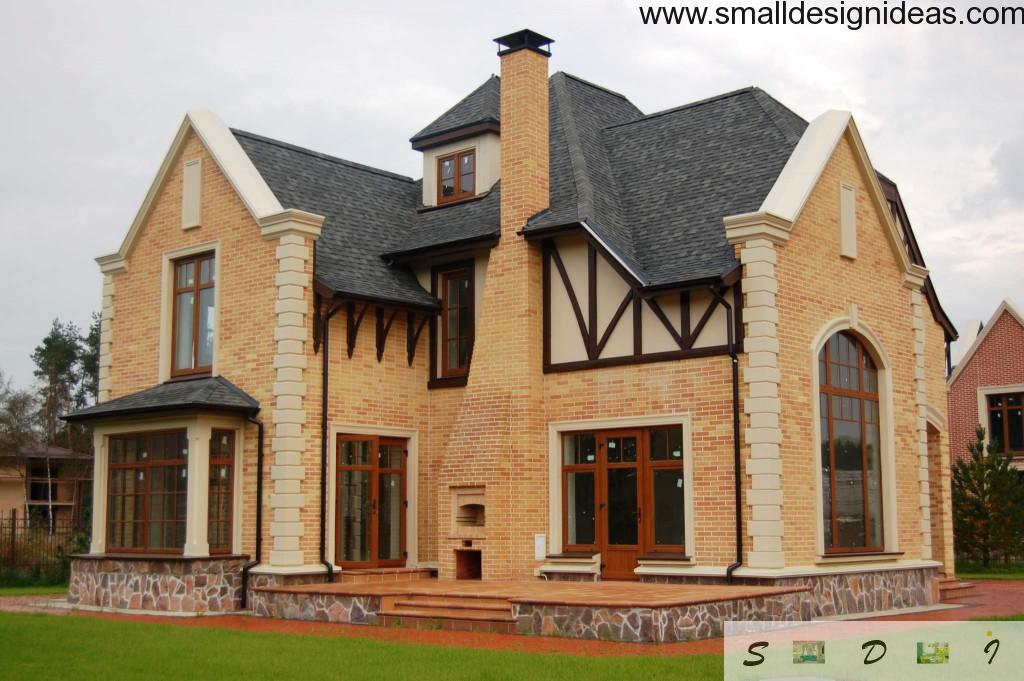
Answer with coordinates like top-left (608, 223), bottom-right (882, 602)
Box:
top-left (819, 331), bottom-right (883, 553)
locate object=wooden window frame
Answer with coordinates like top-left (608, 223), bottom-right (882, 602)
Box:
top-left (819, 332), bottom-right (884, 555)
top-left (436, 149), bottom-right (476, 205)
top-left (987, 392), bottom-right (1024, 456)
top-left (171, 252), bottom-right (215, 378)
top-left (429, 260), bottom-right (475, 388)
top-left (208, 429), bottom-right (235, 555)
top-left (106, 429), bottom-right (189, 555)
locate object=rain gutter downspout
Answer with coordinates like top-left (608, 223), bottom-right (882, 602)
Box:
top-left (318, 302), bottom-right (344, 582)
top-left (240, 414), bottom-right (264, 609)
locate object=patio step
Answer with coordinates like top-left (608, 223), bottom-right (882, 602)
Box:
top-left (334, 568), bottom-right (435, 584)
top-left (380, 593), bottom-right (515, 626)
top-left (938, 577), bottom-right (977, 601)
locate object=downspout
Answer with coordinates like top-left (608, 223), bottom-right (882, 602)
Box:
top-left (318, 302), bottom-right (343, 581)
top-left (240, 414), bottom-right (264, 609)
top-left (710, 285), bottom-right (743, 584)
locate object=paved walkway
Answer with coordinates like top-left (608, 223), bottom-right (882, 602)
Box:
top-left (3, 580), bottom-right (1022, 657)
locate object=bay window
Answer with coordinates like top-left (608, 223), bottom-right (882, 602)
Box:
top-left (208, 429), bottom-right (235, 553)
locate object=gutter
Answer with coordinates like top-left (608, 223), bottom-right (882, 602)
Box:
top-left (709, 285), bottom-right (743, 584)
top-left (318, 302), bottom-right (344, 582)
top-left (240, 414), bottom-right (264, 609)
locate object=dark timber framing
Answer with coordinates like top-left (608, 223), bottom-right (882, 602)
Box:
top-left (541, 238), bottom-right (743, 373)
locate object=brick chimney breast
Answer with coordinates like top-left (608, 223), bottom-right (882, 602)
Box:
top-left (434, 31), bottom-right (552, 580)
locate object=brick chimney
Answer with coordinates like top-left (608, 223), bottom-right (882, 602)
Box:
top-left (435, 30), bottom-right (552, 580)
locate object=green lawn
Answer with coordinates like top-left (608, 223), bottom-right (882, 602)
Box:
top-left (956, 563), bottom-right (1024, 581)
top-left (0, 612), bottom-right (720, 681)
top-left (972, 614), bottom-right (1024, 621)
top-left (0, 585), bottom-right (68, 597)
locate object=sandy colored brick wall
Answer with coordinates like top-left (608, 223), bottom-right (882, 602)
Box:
top-left (948, 310), bottom-right (1024, 463)
top-left (774, 133), bottom-right (938, 566)
top-left (105, 130), bottom-right (278, 561)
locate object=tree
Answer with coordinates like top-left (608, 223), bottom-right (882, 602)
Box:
top-left (952, 426), bottom-right (1024, 567)
top-left (0, 369), bottom-right (38, 466)
top-left (78, 312), bottom-right (101, 405)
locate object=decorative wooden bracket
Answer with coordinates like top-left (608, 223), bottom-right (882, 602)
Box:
top-left (375, 306), bottom-right (399, 362)
top-left (406, 310), bottom-right (430, 366)
top-left (313, 294), bottom-right (344, 355)
top-left (346, 301), bottom-right (369, 358)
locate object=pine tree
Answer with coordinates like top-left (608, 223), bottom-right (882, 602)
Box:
top-left (952, 426), bottom-right (1024, 567)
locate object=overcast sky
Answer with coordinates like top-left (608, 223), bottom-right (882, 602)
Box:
top-left (1, 0), bottom-right (1021, 387)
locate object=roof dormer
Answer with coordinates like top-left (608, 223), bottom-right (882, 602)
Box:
top-left (410, 76), bottom-right (501, 207)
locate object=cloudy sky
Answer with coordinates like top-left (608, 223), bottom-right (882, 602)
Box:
top-left (1, 0), bottom-right (1020, 387)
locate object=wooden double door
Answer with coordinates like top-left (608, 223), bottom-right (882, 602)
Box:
top-left (335, 435), bottom-right (407, 568)
top-left (562, 428), bottom-right (686, 580)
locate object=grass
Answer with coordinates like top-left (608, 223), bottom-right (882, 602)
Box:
top-left (0, 612), bottom-right (721, 681)
top-left (955, 562), bottom-right (1024, 581)
top-left (0, 585), bottom-right (68, 597)
top-left (972, 614), bottom-right (1024, 621)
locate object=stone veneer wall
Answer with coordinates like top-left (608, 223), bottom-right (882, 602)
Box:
top-left (514, 591), bottom-right (806, 643)
top-left (641, 566), bottom-right (937, 618)
top-left (249, 589), bottom-right (380, 625)
top-left (68, 556), bottom-right (246, 613)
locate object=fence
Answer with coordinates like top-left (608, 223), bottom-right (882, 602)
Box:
top-left (0, 510), bottom-right (85, 573)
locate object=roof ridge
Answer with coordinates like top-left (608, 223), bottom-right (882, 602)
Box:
top-left (749, 87), bottom-right (807, 145)
top-left (554, 71), bottom-right (637, 107)
top-left (232, 129), bottom-right (414, 184)
top-left (604, 86), bottom-right (757, 130)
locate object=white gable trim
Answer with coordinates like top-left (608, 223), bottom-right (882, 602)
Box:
top-left (948, 298), bottom-right (1024, 385)
top-left (724, 110), bottom-right (927, 288)
top-left (95, 109), bottom-right (299, 273)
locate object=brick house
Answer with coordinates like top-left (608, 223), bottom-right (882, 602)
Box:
top-left (64, 30), bottom-right (959, 624)
top-left (948, 299), bottom-right (1024, 464)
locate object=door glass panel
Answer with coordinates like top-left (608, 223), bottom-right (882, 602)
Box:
top-left (565, 472), bottom-right (595, 545)
top-left (606, 467), bottom-right (638, 545)
top-left (621, 436), bottom-right (637, 462)
top-left (652, 469), bottom-right (684, 546)
top-left (377, 473), bottom-right (402, 561)
top-left (378, 444), bottom-right (403, 470)
top-left (562, 433), bottom-right (596, 465)
top-left (341, 440), bottom-right (371, 466)
top-left (339, 470), bottom-right (370, 562)
top-left (606, 437), bottom-right (620, 463)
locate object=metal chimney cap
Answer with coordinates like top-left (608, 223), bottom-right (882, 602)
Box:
top-left (494, 29), bottom-right (554, 57)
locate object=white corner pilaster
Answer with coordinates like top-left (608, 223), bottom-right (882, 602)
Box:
top-left (266, 225), bottom-right (317, 567)
top-left (97, 273), bottom-right (116, 403)
top-left (89, 430), bottom-right (108, 554)
top-left (739, 236), bottom-right (785, 569)
top-left (183, 421), bottom-right (212, 557)
top-left (910, 287), bottom-right (932, 560)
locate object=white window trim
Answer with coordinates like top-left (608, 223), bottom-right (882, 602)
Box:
top-left (158, 241), bottom-right (221, 383)
top-left (810, 315), bottom-right (899, 558)
top-left (89, 414), bottom-right (245, 557)
top-left (325, 422), bottom-right (419, 569)
top-left (546, 413), bottom-right (695, 561)
top-left (976, 383), bottom-right (1024, 455)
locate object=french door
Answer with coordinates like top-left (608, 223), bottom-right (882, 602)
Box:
top-left (335, 435), bottom-right (406, 568)
top-left (562, 426), bottom-right (686, 580)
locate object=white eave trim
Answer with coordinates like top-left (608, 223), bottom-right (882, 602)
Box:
top-left (579, 220), bottom-right (647, 286)
top-left (96, 109), bottom-right (322, 273)
top-left (724, 110), bottom-right (925, 286)
top-left (949, 298), bottom-right (1024, 385)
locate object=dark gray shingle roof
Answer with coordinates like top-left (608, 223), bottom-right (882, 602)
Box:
top-left (63, 376), bottom-right (259, 422)
top-left (410, 76), bottom-right (501, 145)
top-left (382, 184), bottom-right (501, 261)
top-left (528, 79), bottom-right (807, 287)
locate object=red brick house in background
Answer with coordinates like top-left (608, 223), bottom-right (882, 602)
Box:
top-left (948, 299), bottom-right (1024, 464)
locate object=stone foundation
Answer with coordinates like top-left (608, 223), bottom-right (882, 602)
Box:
top-left (640, 566), bottom-right (938, 618)
top-left (247, 571), bottom-right (329, 590)
top-left (514, 591), bottom-right (806, 642)
top-left (250, 589), bottom-right (380, 625)
top-left (68, 555), bottom-right (247, 613)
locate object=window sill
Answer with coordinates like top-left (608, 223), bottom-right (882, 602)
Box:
top-left (815, 551), bottom-right (903, 565)
top-left (429, 376), bottom-right (468, 390)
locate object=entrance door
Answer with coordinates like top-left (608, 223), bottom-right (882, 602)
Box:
top-left (598, 430), bottom-right (642, 580)
top-left (335, 435), bottom-right (406, 568)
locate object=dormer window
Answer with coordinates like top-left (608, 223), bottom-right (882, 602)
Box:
top-left (437, 150), bottom-right (475, 204)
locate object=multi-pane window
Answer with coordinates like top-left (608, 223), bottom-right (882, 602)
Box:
top-left (440, 267), bottom-right (472, 377)
top-left (172, 253), bottom-right (215, 376)
top-left (437, 150), bottom-right (475, 204)
top-left (562, 432), bottom-right (597, 548)
top-left (988, 393), bottom-right (1024, 456)
top-left (647, 427), bottom-right (685, 552)
top-left (819, 332), bottom-right (883, 553)
top-left (208, 430), bottom-right (235, 554)
top-left (107, 431), bottom-right (188, 553)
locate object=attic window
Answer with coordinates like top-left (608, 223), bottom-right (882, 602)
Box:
top-left (437, 150), bottom-right (475, 204)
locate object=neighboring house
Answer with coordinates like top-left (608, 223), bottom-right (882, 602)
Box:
top-left (948, 299), bottom-right (1024, 464)
top-left (64, 30), bottom-right (958, 620)
top-left (0, 445), bottom-right (92, 527)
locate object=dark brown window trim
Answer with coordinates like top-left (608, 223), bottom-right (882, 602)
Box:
top-left (170, 252), bottom-right (215, 379)
top-left (208, 429), bottom-right (235, 555)
top-left (436, 149), bottom-right (476, 205)
top-left (987, 392), bottom-right (1024, 456)
top-left (429, 260), bottom-right (475, 386)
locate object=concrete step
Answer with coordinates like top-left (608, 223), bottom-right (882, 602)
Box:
top-left (395, 595), bottom-right (511, 611)
top-left (381, 606), bottom-right (515, 622)
top-left (938, 578), bottom-right (977, 601)
top-left (378, 611), bottom-right (517, 633)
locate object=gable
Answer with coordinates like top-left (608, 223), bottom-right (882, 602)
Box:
top-left (949, 300), bottom-right (1024, 385)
